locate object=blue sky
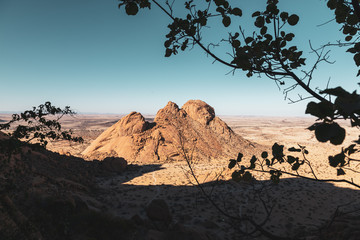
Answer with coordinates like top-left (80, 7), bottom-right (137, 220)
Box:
top-left (0, 0), bottom-right (359, 116)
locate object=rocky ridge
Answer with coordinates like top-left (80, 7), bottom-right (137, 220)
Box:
top-left (82, 100), bottom-right (258, 163)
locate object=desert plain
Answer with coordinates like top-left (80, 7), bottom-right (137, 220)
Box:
top-left (1, 112), bottom-right (360, 240)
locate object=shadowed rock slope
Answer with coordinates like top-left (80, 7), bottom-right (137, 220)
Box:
top-left (82, 100), bottom-right (259, 163)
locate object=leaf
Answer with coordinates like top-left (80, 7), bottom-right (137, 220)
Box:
top-left (236, 152), bottom-right (243, 162)
top-left (125, 2), bottom-right (139, 16)
top-left (314, 122), bottom-right (346, 145)
top-left (347, 48), bottom-right (358, 54)
top-left (345, 36), bottom-right (353, 42)
top-left (260, 26), bottom-right (267, 35)
top-left (327, 0), bottom-right (336, 10)
top-left (261, 151), bottom-right (268, 158)
top-left (233, 32), bottom-right (240, 39)
top-left (344, 144), bottom-right (357, 155)
top-left (164, 40), bottom-right (172, 48)
top-left (199, 17), bottom-right (207, 26)
top-left (165, 48), bottom-right (172, 57)
top-left (330, 127), bottom-right (346, 145)
top-left (250, 155), bottom-right (257, 164)
top-left (305, 101), bottom-right (334, 119)
top-left (287, 155), bottom-right (297, 164)
top-left (222, 16), bottom-right (231, 27)
top-left (328, 152), bottom-right (346, 167)
top-left (252, 11), bottom-right (261, 17)
top-left (287, 14), bottom-right (299, 26)
top-left (354, 53), bottom-right (360, 66)
top-left (231, 8), bottom-right (242, 16)
top-left (280, 12), bottom-right (288, 20)
top-left (337, 168), bottom-right (346, 176)
top-left (288, 147), bottom-right (301, 152)
top-left (228, 159), bottom-right (236, 169)
top-left (272, 143), bottom-right (285, 161)
top-left (254, 16), bottom-right (265, 28)
top-left (292, 162), bottom-right (300, 171)
top-left (320, 87), bottom-right (349, 97)
top-left (285, 33), bottom-right (295, 41)
top-left (245, 37), bottom-right (254, 44)
top-left (216, 7), bottom-right (225, 14)
top-left (232, 40), bottom-right (240, 48)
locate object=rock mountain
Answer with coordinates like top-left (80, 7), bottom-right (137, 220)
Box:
top-left (82, 100), bottom-right (258, 163)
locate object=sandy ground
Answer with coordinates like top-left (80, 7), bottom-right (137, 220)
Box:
top-left (2, 114), bottom-right (360, 239)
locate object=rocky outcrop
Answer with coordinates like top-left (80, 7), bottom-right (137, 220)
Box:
top-left (82, 100), bottom-right (258, 163)
top-left (182, 100), bottom-right (215, 125)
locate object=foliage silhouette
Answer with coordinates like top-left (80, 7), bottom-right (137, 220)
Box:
top-left (118, 0), bottom-right (360, 179)
top-left (0, 101), bottom-right (83, 154)
top-left (119, 0), bottom-right (360, 238)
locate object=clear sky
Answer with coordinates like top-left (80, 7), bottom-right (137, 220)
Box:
top-left (0, 0), bottom-right (359, 116)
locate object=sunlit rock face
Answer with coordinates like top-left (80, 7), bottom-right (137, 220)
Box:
top-left (82, 100), bottom-right (258, 163)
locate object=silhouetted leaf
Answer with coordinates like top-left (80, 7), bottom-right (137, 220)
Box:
top-left (345, 144), bottom-right (357, 155)
top-left (280, 12), bottom-right (288, 20)
top-left (288, 14), bottom-right (299, 25)
top-left (245, 37), bottom-right (253, 44)
top-left (260, 26), bottom-right (267, 35)
top-left (346, 36), bottom-right (353, 41)
top-left (254, 16), bottom-right (265, 28)
top-left (327, 0), bottom-right (336, 9)
top-left (305, 101), bottom-right (334, 119)
top-left (165, 48), bottom-right (172, 57)
top-left (337, 168), bottom-right (346, 176)
top-left (287, 155), bottom-right (297, 164)
top-left (232, 40), bottom-right (240, 48)
top-left (252, 11), bottom-right (260, 17)
top-left (330, 125), bottom-right (346, 145)
top-left (265, 159), bottom-right (270, 166)
top-left (292, 162), bottom-right (300, 171)
top-left (250, 155), bottom-right (257, 164)
top-left (231, 8), bottom-right (242, 16)
top-left (320, 87), bottom-right (349, 97)
top-left (272, 143), bottom-right (285, 161)
top-left (228, 159), bottom-right (236, 169)
top-left (314, 122), bottom-right (346, 145)
top-left (285, 33), bottom-right (295, 41)
top-left (222, 16), bottom-right (231, 27)
top-left (288, 147), bottom-right (301, 152)
top-left (329, 152), bottom-right (346, 167)
top-left (354, 53), bottom-right (360, 66)
top-left (237, 152), bottom-right (243, 162)
top-left (125, 2), bottom-right (139, 15)
top-left (261, 151), bottom-right (268, 158)
top-left (164, 40), bottom-right (172, 48)
top-left (347, 47), bottom-right (357, 54)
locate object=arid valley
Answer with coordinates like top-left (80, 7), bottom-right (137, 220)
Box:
top-left (1, 101), bottom-right (360, 240)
